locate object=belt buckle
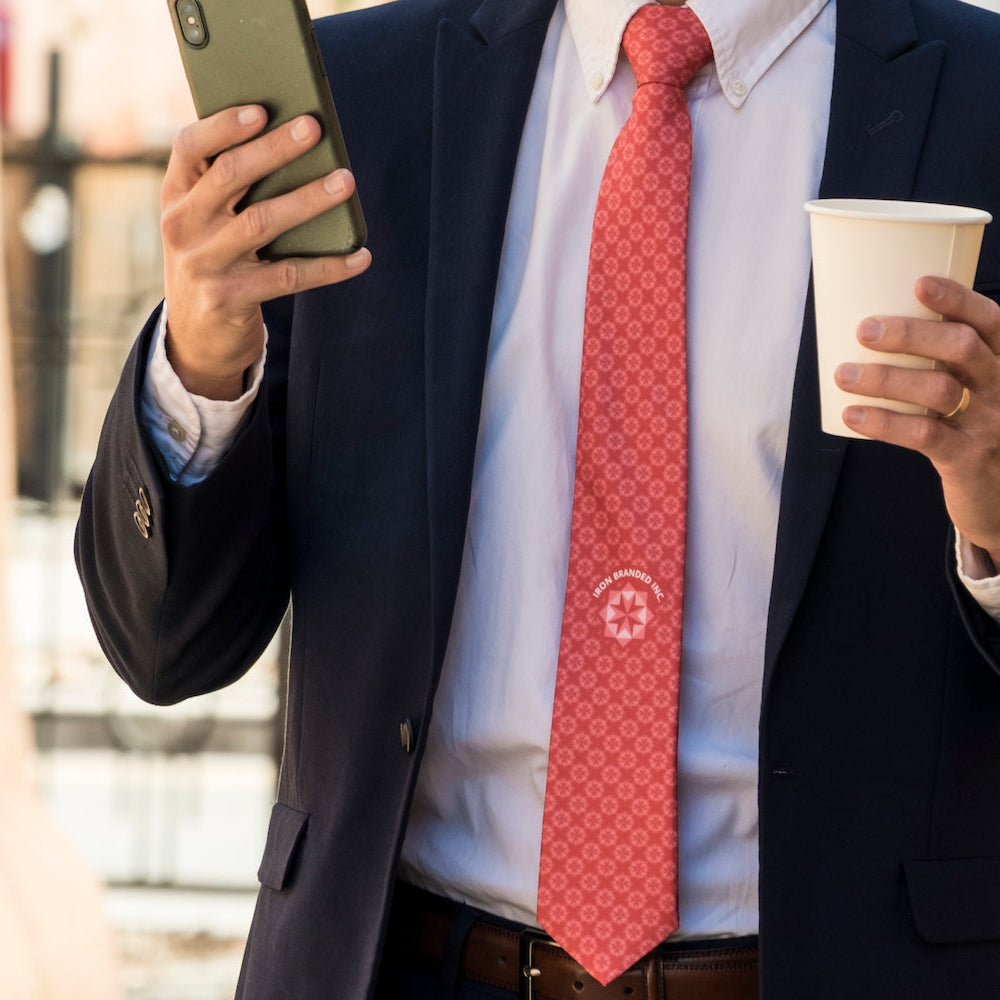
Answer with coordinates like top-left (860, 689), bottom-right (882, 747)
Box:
top-left (519, 928), bottom-right (558, 1000)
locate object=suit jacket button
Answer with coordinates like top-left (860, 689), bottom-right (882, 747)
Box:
top-left (399, 719), bottom-right (416, 754)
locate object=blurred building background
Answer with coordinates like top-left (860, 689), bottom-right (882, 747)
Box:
top-left (0, 1), bottom-right (385, 998)
top-left (2, 0), bottom-right (999, 998)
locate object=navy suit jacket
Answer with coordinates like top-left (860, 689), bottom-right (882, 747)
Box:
top-left (76, 0), bottom-right (1000, 996)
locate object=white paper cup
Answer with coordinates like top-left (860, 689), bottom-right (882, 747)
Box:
top-left (805, 198), bottom-right (991, 438)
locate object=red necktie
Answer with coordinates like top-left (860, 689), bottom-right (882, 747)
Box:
top-left (537, 5), bottom-right (712, 986)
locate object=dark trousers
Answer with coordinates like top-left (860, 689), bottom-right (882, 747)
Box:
top-left (375, 964), bottom-right (513, 1000)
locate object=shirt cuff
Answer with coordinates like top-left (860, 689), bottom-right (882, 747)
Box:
top-left (955, 532), bottom-right (1000, 624)
top-left (140, 306), bottom-right (266, 485)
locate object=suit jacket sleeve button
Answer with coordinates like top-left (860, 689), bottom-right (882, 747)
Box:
top-left (399, 719), bottom-right (416, 754)
top-left (133, 488), bottom-right (152, 538)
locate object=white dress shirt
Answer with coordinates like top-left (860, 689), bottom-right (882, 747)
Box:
top-left (143, 0), bottom-right (1000, 938)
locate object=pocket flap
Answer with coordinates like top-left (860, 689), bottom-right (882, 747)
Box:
top-left (903, 857), bottom-right (1000, 944)
top-left (257, 802), bottom-right (309, 891)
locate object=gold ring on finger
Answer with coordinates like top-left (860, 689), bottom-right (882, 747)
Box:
top-left (941, 385), bottom-right (972, 421)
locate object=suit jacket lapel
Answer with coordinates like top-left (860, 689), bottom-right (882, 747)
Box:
top-left (763, 0), bottom-right (945, 693)
top-left (425, 0), bottom-right (556, 661)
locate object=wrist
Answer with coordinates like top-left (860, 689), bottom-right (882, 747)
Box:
top-left (170, 361), bottom-right (247, 401)
top-left (165, 322), bottom-right (259, 401)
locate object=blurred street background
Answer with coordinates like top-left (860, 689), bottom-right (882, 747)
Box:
top-left (2, 0), bottom-right (999, 998)
top-left (0, 1), bottom-right (384, 997)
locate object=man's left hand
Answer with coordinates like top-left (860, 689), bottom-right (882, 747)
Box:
top-left (834, 276), bottom-right (1000, 568)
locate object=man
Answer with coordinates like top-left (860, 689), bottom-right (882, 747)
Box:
top-left (76, 0), bottom-right (1000, 996)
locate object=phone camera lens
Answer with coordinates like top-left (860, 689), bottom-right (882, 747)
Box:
top-left (175, 0), bottom-right (208, 48)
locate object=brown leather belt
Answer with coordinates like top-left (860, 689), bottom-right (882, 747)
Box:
top-left (384, 884), bottom-right (759, 1000)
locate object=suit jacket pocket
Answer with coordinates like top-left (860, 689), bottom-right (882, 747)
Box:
top-left (903, 857), bottom-right (1000, 944)
top-left (257, 802), bottom-right (309, 892)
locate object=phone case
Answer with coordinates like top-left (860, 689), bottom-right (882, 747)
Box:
top-left (168, 0), bottom-right (367, 258)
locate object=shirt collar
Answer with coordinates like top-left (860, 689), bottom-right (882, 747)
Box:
top-left (564, 0), bottom-right (833, 108)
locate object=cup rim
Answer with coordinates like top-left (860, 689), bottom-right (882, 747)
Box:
top-left (804, 198), bottom-right (992, 225)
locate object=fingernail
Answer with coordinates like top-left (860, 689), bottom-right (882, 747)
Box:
top-left (324, 171), bottom-right (347, 197)
top-left (238, 106), bottom-right (263, 126)
top-left (858, 319), bottom-right (884, 344)
top-left (345, 249), bottom-right (370, 270)
top-left (922, 277), bottom-right (945, 300)
top-left (836, 363), bottom-right (862, 384)
top-left (843, 406), bottom-right (865, 427)
top-left (291, 117), bottom-right (313, 142)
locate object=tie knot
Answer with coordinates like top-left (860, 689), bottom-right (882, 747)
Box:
top-left (622, 4), bottom-right (712, 90)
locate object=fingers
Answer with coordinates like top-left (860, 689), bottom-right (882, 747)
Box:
top-left (840, 403), bottom-right (948, 454)
top-left (836, 362), bottom-right (972, 454)
top-left (221, 245), bottom-right (372, 308)
top-left (173, 166), bottom-right (360, 286)
top-left (163, 107), bottom-right (366, 292)
top-left (840, 383), bottom-right (1000, 488)
top-left (162, 112), bottom-right (326, 245)
top-left (214, 167), bottom-right (359, 264)
top-left (916, 276), bottom-right (1000, 356)
top-left (832, 278), bottom-right (1000, 452)
top-left (161, 105), bottom-right (269, 206)
top-left (835, 359), bottom-right (965, 418)
top-left (850, 312), bottom-right (994, 393)
top-left (835, 356), bottom-right (981, 456)
top-left (202, 115), bottom-right (322, 212)
top-left (834, 278), bottom-right (1000, 419)
top-left (855, 277), bottom-right (1000, 387)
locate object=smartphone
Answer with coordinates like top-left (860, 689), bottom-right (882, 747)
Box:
top-left (168, 0), bottom-right (367, 259)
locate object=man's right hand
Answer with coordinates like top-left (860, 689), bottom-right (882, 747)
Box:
top-left (160, 105), bottom-right (371, 400)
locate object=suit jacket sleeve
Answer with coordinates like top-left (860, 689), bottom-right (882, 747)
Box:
top-left (74, 302), bottom-right (291, 706)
